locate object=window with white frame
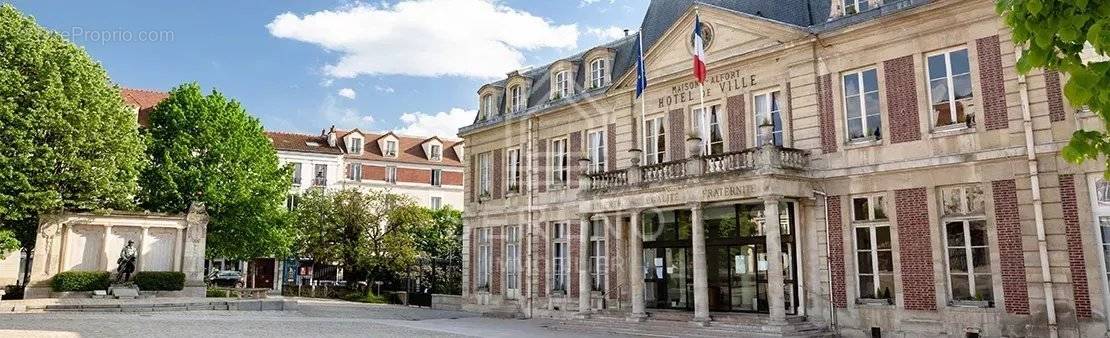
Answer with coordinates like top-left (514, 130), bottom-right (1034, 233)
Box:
top-left (927, 48), bottom-right (974, 129)
top-left (692, 105), bottom-right (724, 154)
top-left (431, 169), bottom-right (442, 186)
top-left (754, 90), bottom-right (783, 146)
top-left (349, 137), bottom-right (363, 154)
top-left (852, 195), bottom-right (893, 300)
top-left (430, 196), bottom-right (442, 210)
top-left (553, 71), bottom-right (570, 99)
top-left (590, 58), bottom-right (608, 89)
top-left (507, 148), bottom-right (522, 193)
top-left (480, 94), bottom-right (494, 119)
top-left (589, 219), bottom-right (607, 292)
top-left (505, 225), bottom-right (521, 296)
top-left (478, 152), bottom-right (492, 197)
top-left (285, 194), bottom-right (300, 211)
top-left (430, 145), bottom-right (442, 161)
top-left (843, 68), bottom-right (881, 142)
top-left (940, 185), bottom-right (992, 303)
top-left (291, 162), bottom-right (302, 186)
top-left (313, 164), bottom-right (327, 186)
top-left (643, 116), bottom-right (666, 164)
top-left (552, 222), bottom-right (568, 292)
top-left (384, 140), bottom-right (398, 157)
top-left (476, 227), bottom-right (491, 291)
top-left (587, 129), bottom-right (607, 173)
top-left (843, 0), bottom-right (870, 15)
top-left (347, 163), bottom-right (362, 181)
top-left (1089, 178), bottom-right (1110, 305)
top-left (385, 166), bottom-right (397, 184)
top-left (551, 138), bottom-right (568, 187)
top-left (510, 85), bottom-right (525, 112)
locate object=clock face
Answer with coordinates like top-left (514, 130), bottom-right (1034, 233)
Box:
top-left (691, 22), bottom-right (715, 51)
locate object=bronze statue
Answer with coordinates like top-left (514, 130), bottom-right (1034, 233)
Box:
top-left (115, 240), bottom-right (137, 283)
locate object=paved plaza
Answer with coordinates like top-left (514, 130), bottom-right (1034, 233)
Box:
top-left (0, 298), bottom-right (649, 338)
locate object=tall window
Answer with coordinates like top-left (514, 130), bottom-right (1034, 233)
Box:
top-left (754, 90), bottom-right (783, 146)
top-left (587, 129), bottom-right (607, 173)
top-left (843, 69), bottom-right (881, 142)
top-left (430, 196), bottom-right (442, 210)
top-left (927, 48), bottom-right (973, 129)
top-left (384, 140), bottom-right (398, 157)
top-left (554, 71), bottom-right (570, 99)
top-left (505, 225), bottom-right (521, 297)
top-left (551, 138), bottom-right (568, 187)
top-left (852, 195), bottom-right (893, 300)
top-left (643, 116), bottom-right (666, 164)
top-left (589, 220), bottom-right (607, 292)
top-left (940, 185), bottom-right (992, 303)
top-left (385, 166), bottom-right (397, 184)
top-left (1090, 178), bottom-right (1110, 304)
top-left (313, 164), bottom-right (327, 186)
top-left (692, 105), bottom-right (724, 154)
top-left (552, 222), bottom-right (568, 292)
top-left (476, 227), bottom-right (491, 291)
top-left (478, 152), bottom-right (492, 197)
top-left (285, 194), bottom-right (300, 211)
top-left (480, 94), bottom-right (494, 119)
top-left (590, 58), bottom-right (608, 89)
top-left (347, 163), bottom-right (362, 181)
top-left (843, 0), bottom-right (870, 14)
top-left (509, 85), bottom-right (525, 112)
top-left (291, 162), bottom-right (302, 186)
top-left (430, 145), bottom-right (442, 161)
top-left (431, 169), bottom-right (442, 186)
top-left (349, 137), bottom-right (363, 154)
top-left (507, 148), bottom-right (522, 193)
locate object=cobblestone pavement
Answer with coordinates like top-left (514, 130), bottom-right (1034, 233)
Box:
top-left (0, 298), bottom-right (640, 338)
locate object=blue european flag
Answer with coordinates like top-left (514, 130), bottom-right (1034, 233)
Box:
top-left (635, 32), bottom-right (647, 98)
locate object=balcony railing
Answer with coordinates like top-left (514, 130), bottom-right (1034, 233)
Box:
top-left (582, 145), bottom-right (809, 192)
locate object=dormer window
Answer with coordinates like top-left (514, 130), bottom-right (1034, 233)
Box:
top-left (349, 137), bottom-right (364, 154)
top-left (430, 144), bottom-right (442, 161)
top-left (509, 85), bottom-right (524, 112)
top-left (843, 0), bottom-right (870, 15)
top-left (553, 71), bottom-right (570, 99)
top-left (480, 94), bottom-right (494, 119)
top-left (589, 58), bottom-right (608, 89)
top-left (385, 140), bottom-right (398, 157)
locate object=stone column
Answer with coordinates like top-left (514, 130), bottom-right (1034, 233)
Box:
top-left (102, 225), bottom-right (113, 271)
top-left (764, 197), bottom-right (786, 324)
top-left (578, 213), bottom-right (592, 316)
top-left (690, 202), bottom-right (709, 323)
top-left (173, 228), bottom-right (184, 272)
top-left (628, 209), bottom-right (647, 321)
top-left (139, 226), bottom-right (149, 272)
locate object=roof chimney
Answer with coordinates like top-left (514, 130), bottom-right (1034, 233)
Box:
top-left (624, 29), bottom-right (629, 37)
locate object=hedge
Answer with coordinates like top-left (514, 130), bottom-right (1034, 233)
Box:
top-left (133, 271), bottom-right (185, 291)
top-left (51, 271), bottom-right (110, 292)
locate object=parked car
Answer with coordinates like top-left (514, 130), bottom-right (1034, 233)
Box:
top-left (207, 270), bottom-right (244, 287)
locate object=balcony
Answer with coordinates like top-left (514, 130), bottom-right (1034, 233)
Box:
top-left (581, 145), bottom-right (808, 194)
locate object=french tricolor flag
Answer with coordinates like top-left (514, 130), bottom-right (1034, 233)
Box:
top-left (692, 14), bottom-right (707, 83)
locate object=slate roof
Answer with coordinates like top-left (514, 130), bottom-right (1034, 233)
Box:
top-left (120, 88), bottom-right (168, 127)
top-left (461, 0), bottom-right (934, 135)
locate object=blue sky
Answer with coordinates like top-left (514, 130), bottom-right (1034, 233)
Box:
top-left (7, 0), bottom-right (649, 138)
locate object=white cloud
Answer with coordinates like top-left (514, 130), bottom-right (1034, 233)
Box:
top-left (579, 0), bottom-right (615, 8)
top-left (395, 108), bottom-right (475, 138)
top-left (320, 79), bottom-right (334, 87)
top-left (320, 96), bottom-right (375, 130)
top-left (337, 88), bottom-right (357, 99)
top-left (586, 26), bottom-right (627, 42)
top-left (267, 0), bottom-right (579, 78)
top-left (374, 85), bottom-right (395, 93)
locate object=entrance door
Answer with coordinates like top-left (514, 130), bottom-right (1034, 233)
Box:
top-left (643, 247), bottom-right (692, 309)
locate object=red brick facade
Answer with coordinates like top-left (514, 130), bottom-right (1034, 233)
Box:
top-left (569, 221), bottom-right (580, 298)
top-left (607, 216), bottom-right (621, 299)
top-left (443, 171), bottom-right (463, 186)
top-left (992, 179), bottom-right (1030, 315)
top-left (492, 227), bottom-right (502, 294)
top-left (884, 55), bottom-right (922, 144)
top-left (668, 109), bottom-right (685, 160)
top-left (817, 74), bottom-right (837, 154)
top-left (469, 229), bottom-right (476, 293)
top-left (364, 165), bottom-right (385, 182)
top-left (607, 123), bottom-right (617, 169)
top-left (492, 150), bottom-right (503, 199)
top-left (569, 131), bottom-right (581, 189)
top-left (827, 195), bottom-right (848, 308)
top-left (726, 95), bottom-right (746, 151)
top-left (1046, 71), bottom-right (1066, 122)
top-left (536, 222), bottom-right (547, 295)
top-left (977, 35), bottom-right (1009, 131)
top-left (1060, 174), bottom-right (1092, 318)
top-left (894, 187), bottom-right (936, 311)
top-left (536, 140), bottom-right (547, 193)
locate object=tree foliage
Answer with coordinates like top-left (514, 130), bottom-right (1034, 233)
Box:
top-left (0, 4), bottom-right (145, 250)
top-left (140, 83), bottom-right (291, 259)
top-left (997, 0), bottom-right (1110, 170)
top-left (413, 207), bottom-right (462, 261)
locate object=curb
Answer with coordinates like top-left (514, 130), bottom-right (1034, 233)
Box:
top-left (0, 299), bottom-right (298, 313)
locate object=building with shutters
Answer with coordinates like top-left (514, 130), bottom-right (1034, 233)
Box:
top-left (457, 0), bottom-right (1110, 337)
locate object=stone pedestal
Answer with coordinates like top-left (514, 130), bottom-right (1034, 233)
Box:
top-left (110, 285), bottom-right (139, 299)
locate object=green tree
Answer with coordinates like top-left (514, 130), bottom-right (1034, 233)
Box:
top-left (292, 188), bottom-right (427, 283)
top-left (414, 207), bottom-right (462, 262)
top-left (997, 0), bottom-right (1110, 169)
top-left (140, 83), bottom-right (291, 259)
top-left (0, 4), bottom-right (145, 254)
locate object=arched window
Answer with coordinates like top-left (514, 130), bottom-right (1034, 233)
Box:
top-left (589, 58), bottom-right (608, 89)
top-left (479, 94), bottom-right (493, 119)
top-left (553, 71), bottom-right (570, 99)
top-left (509, 85), bottom-right (524, 112)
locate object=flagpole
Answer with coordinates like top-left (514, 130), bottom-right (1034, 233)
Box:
top-left (638, 31), bottom-right (647, 163)
top-left (694, 7), bottom-right (708, 154)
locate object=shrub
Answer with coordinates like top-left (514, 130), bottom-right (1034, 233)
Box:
top-left (51, 271), bottom-right (110, 292)
top-left (133, 271), bottom-right (185, 291)
top-left (206, 288), bottom-right (230, 298)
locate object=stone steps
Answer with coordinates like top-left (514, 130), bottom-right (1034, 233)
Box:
top-left (551, 311), bottom-right (834, 337)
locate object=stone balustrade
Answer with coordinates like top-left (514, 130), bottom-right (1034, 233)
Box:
top-left (584, 168), bottom-right (629, 190)
top-left (582, 146), bottom-right (808, 192)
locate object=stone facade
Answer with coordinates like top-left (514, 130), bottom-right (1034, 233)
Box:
top-left (458, 1), bottom-right (1110, 337)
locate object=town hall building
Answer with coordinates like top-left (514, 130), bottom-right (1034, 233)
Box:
top-left (458, 0), bottom-right (1110, 337)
